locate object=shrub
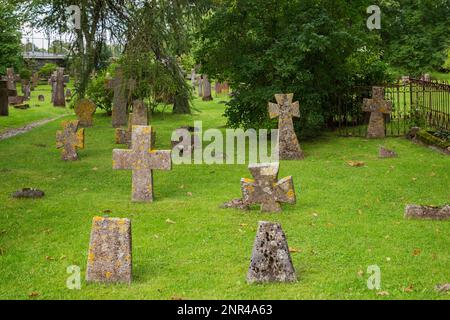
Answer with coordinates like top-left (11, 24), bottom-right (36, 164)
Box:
top-left (38, 63), bottom-right (57, 79)
top-left (86, 70), bottom-right (113, 115)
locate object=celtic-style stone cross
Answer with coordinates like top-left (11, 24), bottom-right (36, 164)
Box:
top-left (363, 87), bottom-right (392, 138)
top-left (113, 126), bottom-right (171, 202)
top-left (268, 94), bottom-right (304, 160)
top-left (241, 163), bottom-right (296, 212)
top-left (56, 120), bottom-right (85, 161)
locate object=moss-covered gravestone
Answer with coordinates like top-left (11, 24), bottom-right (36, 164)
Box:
top-left (113, 125), bottom-right (172, 202)
top-left (241, 163), bottom-right (296, 212)
top-left (53, 68), bottom-right (66, 107)
top-left (268, 94), bottom-right (304, 160)
top-left (75, 99), bottom-right (96, 127)
top-left (86, 217), bottom-right (132, 284)
top-left (56, 120), bottom-right (85, 161)
top-left (363, 87), bottom-right (392, 138)
top-left (247, 221), bottom-right (297, 284)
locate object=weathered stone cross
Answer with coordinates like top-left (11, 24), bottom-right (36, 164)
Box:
top-left (106, 68), bottom-right (128, 128)
top-left (56, 120), bottom-right (85, 161)
top-left (363, 86), bottom-right (392, 138)
top-left (241, 163), bottom-right (296, 212)
top-left (113, 125), bottom-right (172, 202)
top-left (268, 94), bottom-right (304, 160)
top-left (0, 80), bottom-right (17, 116)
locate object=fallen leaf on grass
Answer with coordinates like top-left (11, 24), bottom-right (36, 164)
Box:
top-left (413, 248), bottom-right (422, 256)
top-left (346, 161), bottom-right (365, 167)
top-left (28, 292), bottom-right (40, 298)
top-left (289, 247), bottom-right (300, 253)
top-left (357, 270), bottom-right (364, 277)
top-left (186, 192), bottom-right (193, 196)
top-left (376, 291), bottom-right (389, 296)
top-left (45, 256), bottom-right (54, 261)
top-left (239, 223), bottom-right (247, 227)
top-left (42, 229), bottom-right (52, 234)
top-left (404, 284), bottom-right (414, 292)
top-left (103, 209), bottom-right (112, 214)
top-left (92, 167), bottom-right (98, 171)
top-left (165, 219), bottom-right (176, 224)
top-left (171, 295), bottom-right (184, 300)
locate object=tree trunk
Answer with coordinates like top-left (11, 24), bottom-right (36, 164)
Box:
top-left (202, 75), bottom-right (213, 101)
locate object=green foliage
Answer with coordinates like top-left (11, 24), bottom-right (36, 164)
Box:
top-left (416, 130), bottom-right (450, 149)
top-left (380, 0), bottom-right (450, 75)
top-left (38, 63), bottom-right (58, 79)
top-left (0, 1), bottom-right (22, 75)
top-left (19, 68), bottom-right (32, 81)
top-left (86, 70), bottom-right (113, 115)
top-left (196, 0), bottom-right (390, 137)
top-left (443, 48), bottom-right (450, 71)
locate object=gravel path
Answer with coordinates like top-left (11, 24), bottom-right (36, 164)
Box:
top-left (0, 114), bottom-right (68, 141)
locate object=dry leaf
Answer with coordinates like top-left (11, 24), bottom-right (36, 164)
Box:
top-left (413, 248), bottom-right (422, 256)
top-left (347, 160), bottom-right (365, 167)
top-left (179, 185), bottom-right (184, 189)
top-left (239, 223), bottom-right (247, 227)
top-left (412, 177), bottom-right (417, 181)
top-left (103, 209), bottom-right (112, 214)
top-left (28, 292), bottom-right (40, 298)
top-left (404, 284), bottom-right (414, 292)
top-left (171, 295), bottom-right (184, 300)
top-left (289, 247), bottom-right (300, 253)
top-left (186, 192), bottom-right (193, 196)
top-left (376, 291), bottom-right (389, 296)
top-left (45, 256), bottom-right (54, 261)
top-left (92, 167), bottom-right (98, 171)
top-left (357, 270), bottom-right (364, 277)
top-left (165, 219), bottom-right (176, 224)
top-left (312, 213), bottom-right (319, 218)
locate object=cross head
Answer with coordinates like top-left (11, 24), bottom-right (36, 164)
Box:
top-left (241, 163), bottom-right (296, 212)
top-left (362, 87), bottom-right (392, 138)
top-left (56, 120), bottom-right (85, 161)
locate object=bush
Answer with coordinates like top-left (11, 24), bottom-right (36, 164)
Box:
top-left (86, 70), bottom-right (113, 115)
top-left (38, 63), bottom-right (57, 79)
top-left (19, 68), bottom-right (32, 81)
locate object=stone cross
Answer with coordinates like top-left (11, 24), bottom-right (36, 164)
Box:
top-left (115, 100), bottom-right (149, 147)
top-left (56, 120), bottom-right (85, 161)
top-left (53, 68), bottom-right (66, 107)
top-left (6, 68), bottom-right (17, 93)
top-left (113, 125), bottom-right (172, 202)
top-left (106, 68), bottom-right (128, 128)
top-left (363, 87), bottom-right (392, 138)
top-left (268, 94), bottom-right (304, 160)
top-left (49, 71), bottom-right (57, 103)
top-left (75, 99), bottom-right (96, 127)
top-left (86, 216), bottom-right (132, 284)
top-left (241, 163), bottom-right (296, 212)
top-left (0, 80), bottom-right (17, 116)
top-left (21, 80), bottom-right (31, 101)
top-left (247, 221), bottom-right (297, 283)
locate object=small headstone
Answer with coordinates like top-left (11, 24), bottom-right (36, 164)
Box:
top-left (56, 120), bottom-right (85, 161)
top-left (247, 221), bottom-right (297, 284)
top-left (362, 87), bottom-right (392, 138)
top-left (404, 205), bottom-right (450, 220)
top-left (220, 198), bottom-right (249, 210)
top-left (113, 125), bottom-right (172, 202)
top-left (379, 146), bottom-right (397, 158)
top-left (86, 216), bottom-right (132, 284)
top-left (38, 95), bottom-right (45, 102)
top-left (241, 163), bottom-right (296, 212)
top-left (75, 99), bottom-right (96, 127)
top-left (268, 93), bottom-right (304, 160)
top-left (11, 188), bottom-right (45, 199)
top-left (13, 104), bottom-right (30, 110)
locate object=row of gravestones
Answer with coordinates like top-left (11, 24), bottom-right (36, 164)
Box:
top-left (189, 70), bottom-right (230, 101)
top-left (56, 89), bottom-right (448, 285)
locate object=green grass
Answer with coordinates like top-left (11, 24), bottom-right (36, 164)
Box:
top-left (0, 84), bottom-right (71, 134)
top-left (0, 86), bottom-right (449, 300)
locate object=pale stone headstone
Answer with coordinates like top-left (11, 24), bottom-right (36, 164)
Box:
top-left (86, 216), bottom-right (132, 284)
top-left (241, 163), bottom-right (296, 212)
top-left (268, 93), bottom-right (304, 160)
top-left (113, 125), bottom-right (172, 202)
top-left (202, 75), bottom-right (213, 101)
top-left (362, 87), bottom-right (392, 138)
top-left (404, 205), bottom-right (450, 220)
top-left (75, 99), bottom-right (96, 127)
top-left (53, 68), bottom-right (66, 107)
top-left (247, 221), bottom-right (297, 284)
top-left (56, 120), bottom-right (85, 161)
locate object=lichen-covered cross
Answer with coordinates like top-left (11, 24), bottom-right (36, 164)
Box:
top-left (56, 120), bottom-right (85, 161)
top-left (268, 94), bottom-right (304, 160)
top-left (75, 99), bottom-right (96, 127)
top-left (113, 125), bottom-right (171, 202)
top-left (241, 163), bottom-right (296, 212)
top-left (363, 87), bottom-right (392, 138)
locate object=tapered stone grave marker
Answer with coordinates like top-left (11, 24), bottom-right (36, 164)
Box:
top-left (247, 221), bottom-right (297, 283)
top-left (75, 99), bottom-right (96, 127)
top-left (363, 87), bottom-right (392, 138)
top-left (86, 216), bottom-right (132, 284)
top-left (56, 120), bottom-right (85, 161)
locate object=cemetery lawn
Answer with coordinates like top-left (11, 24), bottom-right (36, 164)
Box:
top-left (0, 84), bottom-right (71, 134)
top-left (0, 90), bottom-right (449, 300)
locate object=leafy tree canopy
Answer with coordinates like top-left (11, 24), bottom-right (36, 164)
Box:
top-left (0, 0), bottom-right (23, 75)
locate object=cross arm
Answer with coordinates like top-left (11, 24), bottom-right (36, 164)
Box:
top-left (275, 176), bottom-right (296, 204)
top-left (75, 128), bottom-right (85, 149)
top-left (268, 102), bottom-right (280, 119)
top-left (113, 149), bottom-right (134, 170)
top-left (292, 101), bottom-right (300, 118)
top-left (240, 178), bottom-right (256, 204)
top-left (148, 150), bottom-right (172, 170)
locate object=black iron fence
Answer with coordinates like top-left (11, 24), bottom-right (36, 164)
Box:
top-left (333, 78), bottom-right (450, 137)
